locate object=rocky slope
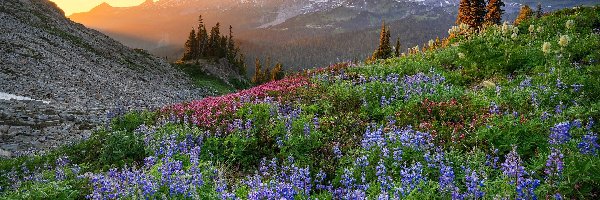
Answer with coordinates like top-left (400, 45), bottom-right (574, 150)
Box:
top-left (0, 0), bottom-right (210, 156)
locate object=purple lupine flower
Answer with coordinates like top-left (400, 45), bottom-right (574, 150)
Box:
top-left (485, 149), bottom-right (500, 169)
top-left (376, 160), bottom-right (393, 192)
top-left (438, 163), bottom-right (456, 193)
top-left (531, 92), bottom-right (539, 107)
top-left (361, 125), bottom-right (385, 150)
top-left (398, 126), bottom-right (433, 151)
top-left (555, 102), bottom-right (564, 114)
top-left (545, 148), bottom-right (564, 177)
top-left (489, 102), bottom-right (500, 115)
top-left (393, 147), bottom-right (403, 162)
top-left (572, 84), bottom-right (583, 92)
top-left (549, 122), bottom-right (572, 145)
top-left (356, 155), bottom-right (369, 168)
top-left (541, 112), bottom-right (550, 121)
top-left (463, 167), bottom-right (485, 199)
top-left (516, 176), bottom-right (541, 200)
top-left (340, 168), bottom-right (355, 188)
top-left (144, 156), bottom-right (156, 168)
top-left (519, 77), bottom-right (532, 89)
top-left (502, 146), bottom-right (525, 180)
top-left (556, 79), bottom-right (567, 89)
top-left (381, 96), bottom-right (390, 107)
top-left (276, 137), bottom-right (284, 148)
top-left (313, 115), bottom-right (320, 130)
top-left (496, 85), bottom-right (502, 96)
top-left (572, 119), bottom-right (583, 128)
top-left (578, 132), bottom-right (599, 155)
top-left (399, 162), bottom-right (425, 196)
top-left (333, 144), bottom-right (342, 159)
top-left (303, 123), bottom-right (311, 136)
top-left (586, 117), bottom-right (595, 130)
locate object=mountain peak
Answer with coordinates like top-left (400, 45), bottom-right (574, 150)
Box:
top-left (91, 2), bottom-right (113, 11)
top-left (140, 0), bottom-right (155, 7)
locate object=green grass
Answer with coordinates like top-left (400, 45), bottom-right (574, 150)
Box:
top-left (174, 63), bottom-right (238, 95)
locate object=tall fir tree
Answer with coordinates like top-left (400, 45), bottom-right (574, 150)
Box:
top-left (196, 15), bottom-right (208, 58)
top-left (252, 58), bottom-right (262, 84)
top-left (484, 0), bottom-right (505, 25)
top-left (469, 0), bottom-right (487, 28)
top-left (208, 23), bottom-right (221, 58)
top-left (271, 63), bottom-right (285, 81)
top-left (457, 0), bottom-right (486, 29)
top-left (536, 3), bottom-right (543, 18)
top-left (372, 21), bottom-right (393, 60)
top-left (456, 0), bottom-right (471, 25)
top-left (263, 67), bottom-right (271, 83)
top-left (237, 53), bottom-right (247, 76)
top-left (514, 5), bottom-right (533, 25)
top-left (394, 38), bottom-right (401, 57)
top-left (182, 28), bottom-right (197, 61)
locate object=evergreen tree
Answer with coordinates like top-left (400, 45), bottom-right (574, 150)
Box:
top-left (197, 15), bottom-right (208, 58)
top-left (208, 23), bottom-right (221, 58)
top-left (271, 63), bottom-right (284, 81)
top-left (470, 0), bottom-right (487, 28)
top-left (182, 28), bottom-right (197, 61)
top-left (484, 0), bottom-right (505, 25)
top-left (536, 3), bottom-right (543, 18)
top-left (220, 35), bottom-right (228, 59)
top-left (263, 67), bottom-right (271, 83)
top-left (252, 58), bottom-right (262, 84)
top-left (227, 25), bottom-right (236, 59)
top-left (372, 21), bottom-right (393, 60)
top-left (456, 0), bottom-right (471, 25)
top-left (515, 5), bottom-right (533, 25)
top-left (394, 38), bottom-right (401, 57)
top-left (238, 53), bottom-right (247, 76)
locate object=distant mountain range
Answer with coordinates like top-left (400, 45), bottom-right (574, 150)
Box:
top-left (69, 0), bottom-right (599, 68)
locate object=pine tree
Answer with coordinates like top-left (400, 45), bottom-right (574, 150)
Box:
top-left (263, 67), bottom-right (271, 83)
top-left (197, 15), bottom-right (208, 58)
top-left (484, 0), bottom-right (505, 25)
top-left (208, 23), bottom-right (221, 58)
top-left (271, 63), bottom-right (284, 81)
top-left (372, 21), bottom-right (393, 60)
top-left (238, 53), bottom-right (247, 76)
top-left (219, 35), bottom-right (228, 59)
top-left (252, 58), bottom-right (262, 84)
top-left (536, 3), bottom-right (543, 18)
top-left (456, 0), bottom-right (471, 25)
top-left (515, 5), bottom-right (533, 25)
top-left (182, 28), bottom-right (197, 61)
top-left (471, 0), bottom-right (487, 28)
top-left (394, 38), bottom-right (401, 57)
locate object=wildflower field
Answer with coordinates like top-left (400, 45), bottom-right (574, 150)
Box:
top-left (1, 6), bottom-right (600, 200)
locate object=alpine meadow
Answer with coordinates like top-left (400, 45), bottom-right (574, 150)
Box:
top-left (1, 0), bottom-right (600, 200)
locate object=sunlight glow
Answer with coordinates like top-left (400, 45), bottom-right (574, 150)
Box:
top-left (49, 0), bottom-right (154, 16)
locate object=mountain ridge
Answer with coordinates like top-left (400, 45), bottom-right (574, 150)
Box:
top-left (0, 0), bottom-right (211, 154)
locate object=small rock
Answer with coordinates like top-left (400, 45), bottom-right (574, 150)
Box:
top-left (8, 126), bottom-right (32, 136)
top-left (0, 125), bottom-right (9, 133)
top-left (0, 148), bottom-right (11, 158)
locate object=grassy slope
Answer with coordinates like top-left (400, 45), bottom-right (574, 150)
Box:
top-left (1, 6), bottom-right (600, 199)
top-left (175, 63), bottom-right (238, 95)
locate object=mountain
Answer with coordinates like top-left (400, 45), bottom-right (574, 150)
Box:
top-left (0, 0), bottom-right (209, 154)
top-left (1, 5), bottom-right (599, 199)
top-left (68, 0), bottom-right (598, 69)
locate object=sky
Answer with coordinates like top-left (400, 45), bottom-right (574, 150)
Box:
top-left (49, 0), bottom-right (154, 16)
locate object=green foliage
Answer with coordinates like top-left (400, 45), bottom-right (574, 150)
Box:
top-left (110, 110), bottom-right (157, 132)
top-left (0, 180), bottom-right (83, 200)
top-left (97, 130), bottom-right (146, 169)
